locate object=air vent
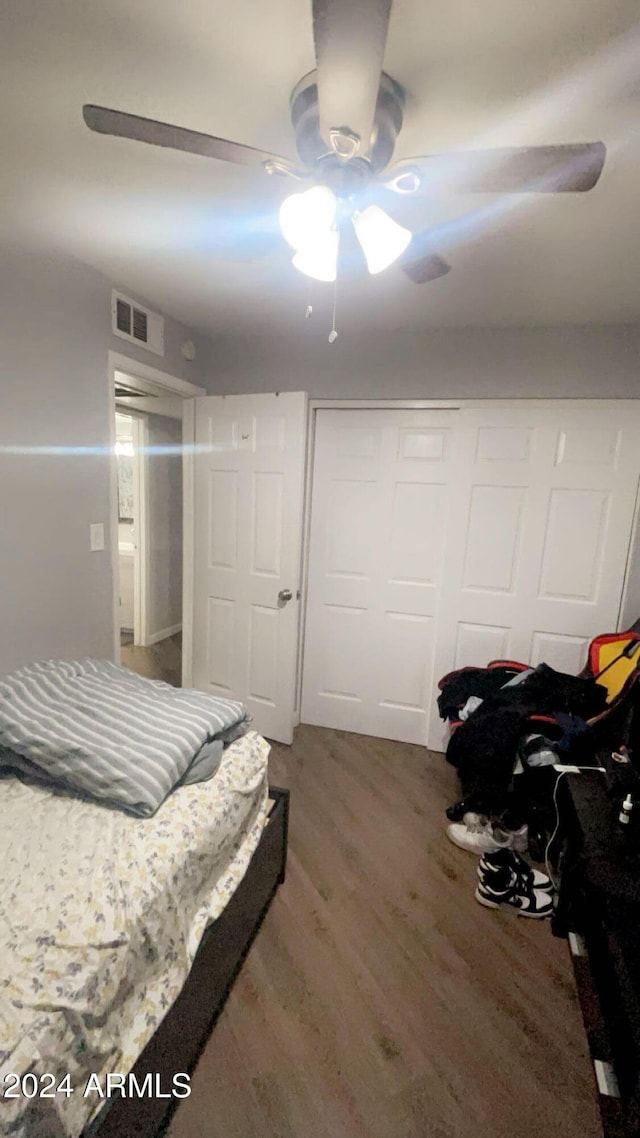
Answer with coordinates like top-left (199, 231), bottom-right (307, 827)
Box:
top-left (116, 298), bottom-right (131, 334)
top-left (132, 308), bottom-right (148, 342)
top-left (114, 382), bottom-right (156, 399)
top-left (111, 290), bottom-right (164, 356)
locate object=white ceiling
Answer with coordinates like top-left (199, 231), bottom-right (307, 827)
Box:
top-left (2, 0), bottom-right (639, 337)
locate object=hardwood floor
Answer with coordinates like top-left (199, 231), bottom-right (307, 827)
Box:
top-left (168, 725), bottom-right (602, 1138)
top-left (120, 632), bottom-right (182, 687)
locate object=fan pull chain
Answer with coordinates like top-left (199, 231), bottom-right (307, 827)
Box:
top-left (328, 277), bottom-right (338, 343)
top-left (305, 279), bottom-right (313, 319)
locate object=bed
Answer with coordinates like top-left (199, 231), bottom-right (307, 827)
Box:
top-left (0, 724), bottom-right (289, 1138)
top-left (87, 784), bottom-right (289, 1138)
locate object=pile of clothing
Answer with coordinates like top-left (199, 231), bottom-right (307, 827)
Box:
top-left (437, 660), bottom-right (608, 856)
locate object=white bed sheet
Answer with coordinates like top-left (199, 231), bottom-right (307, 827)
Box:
top-left (0, 731), bottom-right (269, 1138)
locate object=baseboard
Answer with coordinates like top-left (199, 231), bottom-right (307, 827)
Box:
top-left (146, 622), bottom-right (182, 646)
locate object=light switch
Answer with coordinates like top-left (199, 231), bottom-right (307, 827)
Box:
top-left (90, 523), bottom-right (105, 551)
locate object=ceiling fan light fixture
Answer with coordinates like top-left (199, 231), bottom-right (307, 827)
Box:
top-left (352, 205), bottom-right (412, 274)
top-left (279, 185), bottom-right (337, 250)
top-left (386, 168), bottom-right (422, 194)
top-left (329, 127), bottom-right (361, 160)
top-left (291, 229), bottom-right (339, 282)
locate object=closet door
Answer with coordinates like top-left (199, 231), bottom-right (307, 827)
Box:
top-left (429, 404), bottom-right (640, 749)
top-left (302, 402), bottom-right (640, 751)
top-left (301, 408), bottom-right (460, 744)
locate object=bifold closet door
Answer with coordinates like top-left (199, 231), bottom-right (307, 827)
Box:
top-left (302, 403), bottom-right (640, 751)
top-left (301, 409), bottom-right (460, 744)
top-left (429, 404), bottom-right (640, 749)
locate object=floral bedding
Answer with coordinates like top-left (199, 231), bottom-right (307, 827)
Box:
top-left (0, 731), bottom-right (269, 1138)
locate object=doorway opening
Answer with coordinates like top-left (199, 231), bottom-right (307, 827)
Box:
top-left (108, 352), bottom-right (205, 687)
top-left (114, 410), bottom-right (141, 649)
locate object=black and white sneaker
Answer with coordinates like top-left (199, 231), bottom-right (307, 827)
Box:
top-left (478, 847), bottom-right (553, 893)
top-left (475, 867), bottom-right (553, 918)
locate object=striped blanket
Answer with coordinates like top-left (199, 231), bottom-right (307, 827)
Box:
top-left (0, 659), bottom-right (250, 816)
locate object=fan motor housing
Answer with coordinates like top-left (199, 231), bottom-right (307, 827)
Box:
top-left (290, 71), bottom-right (404, 184)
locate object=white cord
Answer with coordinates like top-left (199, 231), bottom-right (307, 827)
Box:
top-left (544, 766), bottom-right (607, 887)
top-left (544, 772), bottom-right (567, 887)
top-left (328, 277), bottom-right (338, 342)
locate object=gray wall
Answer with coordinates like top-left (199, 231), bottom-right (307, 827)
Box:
top-left (205, 324), bottom-right (640, 399)
top-left (146, 415), bottom-right (183, 639)
top-left (0, 246), bottom-right (210, 677)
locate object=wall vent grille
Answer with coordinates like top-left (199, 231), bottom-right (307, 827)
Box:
top-left (111, 291), bottom-right (164, 356)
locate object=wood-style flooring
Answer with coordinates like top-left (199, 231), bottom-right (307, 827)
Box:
top-left (120, 631), bottom-right (182, 687)
top-left (169, 724), bottom-right (602, 1138)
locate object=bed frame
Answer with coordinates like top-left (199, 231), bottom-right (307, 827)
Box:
top-left (85, 785), bottom-right (289, 1138)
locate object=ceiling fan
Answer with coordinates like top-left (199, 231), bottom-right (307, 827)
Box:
top-left (83, 0), bottom-right (605, 286)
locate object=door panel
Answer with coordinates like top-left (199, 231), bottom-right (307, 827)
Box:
top-left (302, 409), bottom-right (459, 744)
top-left (555, 427), bottom-right (621, 467)
top-left (538, 489), bottom-right (609, 601)
top-left (208, 471), bottom-right (238, 568)
top-left (530, 631), bottom-right (589, 674)
top-left (430, 404), bottom-right (640, 749)
top-left (251, 472), bottom-right (284, 575)
top-left (462, 485), bottom-right (526, 593)
top-left (207, 597), bottom-right (234, 691)
top-left (454, 622), bottom-right (511, 668)
top-left (192, 392), bottom-right (307, 744)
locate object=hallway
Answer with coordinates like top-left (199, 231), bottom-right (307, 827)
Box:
top-left (120, 631), bottom-right (182, 687)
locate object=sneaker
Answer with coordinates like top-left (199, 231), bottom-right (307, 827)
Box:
top-left (446, 815), bottom-right (506, 854)
top-left (494, 823), bottom-right (529, 853)
top-left (475, 869), bottom-right (553, 919)
top-left (478, 848), bottom-right (553, 893)
top-left (446, 799), bottom-right (479, 823)
top-left (454, 811), bottom-right (492, 830)
top-left (446, 816), bottom-right (529, 855)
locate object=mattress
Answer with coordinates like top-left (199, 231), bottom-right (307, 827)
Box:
top-left (0, 731), bottom-right (269, 1138)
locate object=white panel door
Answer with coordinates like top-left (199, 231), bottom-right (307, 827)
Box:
top-left (301, 409), bottom-right (460, 744)
top-left (302, 402), bottom-right (640, 751)
top-left (191, 393), bottom-right (307, 743)
top-left (429, 403), bottom-right (640, 749)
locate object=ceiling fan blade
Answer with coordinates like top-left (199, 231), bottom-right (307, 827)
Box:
top-left (82, 105), bottom-right (299, 173)
top-left (400, 252), bottom-right (451, 285)
top-left (313, 0), bottom-right (392, 155)
top-left (388, 142), bottom-right (606, 194)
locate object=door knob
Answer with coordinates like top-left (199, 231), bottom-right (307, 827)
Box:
top-left (278, 588), bottom-right (293, 603)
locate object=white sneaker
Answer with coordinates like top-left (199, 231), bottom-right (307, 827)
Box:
top-left (461, 811), bottom-right (486, 828)
top-left (446, 817), bottom-right (529, 855)
top-left (447, 816), bottom-right (510, 854)
top-left (475, 870), bottom-right (553, 919)
top-left (478, 848), bottom-right (553, 892)
top-left (494, 823), bottom-right (529, 854)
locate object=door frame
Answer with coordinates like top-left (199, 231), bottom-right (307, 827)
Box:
top-left (114, 409), bottom-right (147, 646)
top-left (107, 351), bottom-right (205, 666)
top-left (296, 398), bottom-right (640, 723)
top-left (131, 414), bottom-right (148, 648)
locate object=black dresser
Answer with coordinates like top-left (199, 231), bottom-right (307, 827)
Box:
top-left (553, 769), bottom-right (640, 1138)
